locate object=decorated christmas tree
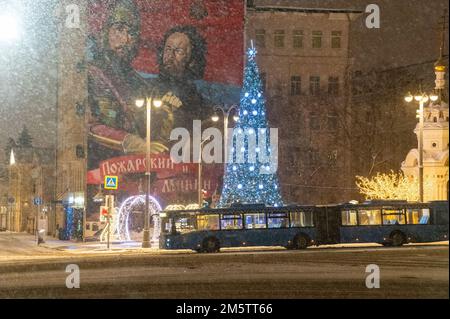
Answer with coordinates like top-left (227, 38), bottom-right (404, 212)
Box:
top-left (218, 44), bottom-right (283, 207)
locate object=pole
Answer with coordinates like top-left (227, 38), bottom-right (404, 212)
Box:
top-left (142, 97), bottom-right (152, 248)
top-left (107, 214), bottom-right (110, 249)
top-left (198, 143), bottom-right (203, 207)
top-left (224, 114), bottom-right (229, 166)
top-left (419, 100), bottom-right (424, 202)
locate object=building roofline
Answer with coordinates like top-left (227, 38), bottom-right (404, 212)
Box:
top-left (248, 5), bottom-right (363, 14)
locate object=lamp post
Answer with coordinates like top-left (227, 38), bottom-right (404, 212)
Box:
top-left (211, 105), bottom-right (239, 168)
top-left (135, 93), bottom-right (162, 248)
top-left (404, 90), bottom-right (439, 202)
top-left (198, 136), bottom-right (212, 207)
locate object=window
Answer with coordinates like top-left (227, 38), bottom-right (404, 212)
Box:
top-left (260, 72), bottom-right (267, 91)
top-left (244, 213), bottom-right (266, 229)
top-left (197, 214), bottom-right (220, 230)
top-left (406, 208), bottom-right (430, 225)
top-left (382, 209), bottom-right (406, 225)
top-left (255, 29), bottom-right (266, 48)
top-left (312, 31), bottom-right (322, 48)
top-left (309, 149), bottom-right (320, 165)
top-left (331, 31), bottom-right (342, 49)
top-left (310, 76), bottom-right (320, 95)
top-left (86, 223), bottom-right (90, 230)
top-left (267, 212), bottom-right (289, 228)
top-left (274, 30), bottom-right (285, 48)
top-left (221, 214), bottom-right (243, 230)
top-left (92, 224), bottom-right (99, 231)
top-left (290, 211), bottom-right (314, 227)
top-left (328, 77), bottom-right (340, 96)
top-left (174, 217), bottom-right (195, 233)
top-left (290, 76), bottom-right (301, 95)
top-left (358, 209), bottom-right (382, 225)
top-left (342, 210), bottom-right (358, 226)
top-left (327, 113), bottom-right (338, 131)
top-left (310, 113), bottom-right (320, 130)
top-left (293, 30), bottom-right (304, 48)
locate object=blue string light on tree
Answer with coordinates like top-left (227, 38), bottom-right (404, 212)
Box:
top-left (218, 41), bottom-right (283, 208)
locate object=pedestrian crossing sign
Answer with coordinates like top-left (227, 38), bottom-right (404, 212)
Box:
top-left (104, 175), bottom-right (118, 190)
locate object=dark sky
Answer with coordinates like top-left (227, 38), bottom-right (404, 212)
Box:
top-left (0, 0), bottom-right (448, 163)
top-left (0, 0), bottom-right (57, 162)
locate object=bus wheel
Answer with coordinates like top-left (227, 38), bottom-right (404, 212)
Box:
top-left (202, 237), bottom-right (220, 253)
top-left (390, 231), bottom-right (405, 247)
top-left (293, 234), bottom-right (309, 250)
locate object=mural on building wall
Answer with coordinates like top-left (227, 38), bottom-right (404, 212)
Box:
top-left (86, 0), bottom-right (244, 219)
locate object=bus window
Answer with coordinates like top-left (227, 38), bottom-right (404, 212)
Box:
top-left (290, 211), bottom-right (314, 227)
top-left (174, 217), bottom-right (195, 233)
top-left (197, 215), bottom-right (220, 231)
top-left (358, 209), bottom-right (381, 225)
top-left (244, 213), bottom-right (266, 229)
top-left (267, 213), bottom-right (288, 228)
top-left (341, 210), bottom-right (357, 226)
top-left (221, 214), bottom-right (243, 230)
top-left (406, 208), bottom-right (430, 225)
top-left (382, 209), bottom-right (406, 225)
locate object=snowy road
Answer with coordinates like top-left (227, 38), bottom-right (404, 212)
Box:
top-left (0, 232), bottom-right (447, 298)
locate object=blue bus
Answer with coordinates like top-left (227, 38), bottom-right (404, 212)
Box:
top-left (335, 200), bottom-right (449, 246)
top-left (159, 201), bottom-right (448, 252)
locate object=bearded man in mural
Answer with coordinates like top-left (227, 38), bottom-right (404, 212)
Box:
top-left (117, 25), bottom-right (212, 155)
top-left (155, 25), bottom-right (210, 132)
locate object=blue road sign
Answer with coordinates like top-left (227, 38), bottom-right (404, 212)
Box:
top-left (104, 175), bottom-right (118, 190)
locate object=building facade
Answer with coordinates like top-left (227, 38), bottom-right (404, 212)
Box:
top-left (7, 147), bottom-right (55, 234)
top-left (54, 0), bottom-right (88, 239)
top-left (402, 59), bottom-right (449, 201)
top-left (246, 3), bottom-right (361, 204)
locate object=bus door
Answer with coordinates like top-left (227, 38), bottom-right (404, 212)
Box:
top-left (315, 206), bottom-right (341, 245)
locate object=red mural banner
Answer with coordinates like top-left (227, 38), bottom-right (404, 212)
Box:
top-left (86, 0), bottom-right (244, 212)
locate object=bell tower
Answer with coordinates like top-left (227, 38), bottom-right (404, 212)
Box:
top-left (402, 13), bottom-right (449, 201)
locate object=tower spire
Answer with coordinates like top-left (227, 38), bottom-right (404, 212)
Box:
top-left (434, 10), bottom-right (448, 102)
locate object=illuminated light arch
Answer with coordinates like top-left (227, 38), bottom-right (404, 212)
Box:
top-left (165, 204), bottom-right (187, 211)
top-left (116, 195), bottom-right (162, 242)
top-left (185, 203), bottom-right (200, 210)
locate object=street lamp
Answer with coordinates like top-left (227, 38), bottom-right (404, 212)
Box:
top-left (135, 93), bottom-right (162, 248)
top-left (0, 13), bottom-right (20, 42)
top-left (211, 105), bottom-right (239, 166)
top-left (404, 88), bottom-right (437, 202)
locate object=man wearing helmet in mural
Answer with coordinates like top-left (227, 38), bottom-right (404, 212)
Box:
top-left (87, 0), bottom-right (178, 166)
